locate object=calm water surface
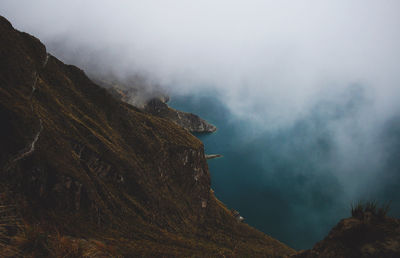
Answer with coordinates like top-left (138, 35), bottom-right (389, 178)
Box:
top-left (169, 91), bottom-right (400, 250)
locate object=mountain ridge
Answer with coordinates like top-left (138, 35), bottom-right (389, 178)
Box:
top-left (0, 15), bottom-right (293, 257)
top-left (2, 15), bottom-right (399, 257)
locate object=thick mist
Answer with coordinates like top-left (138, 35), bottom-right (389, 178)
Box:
top-left (169, 89), bottom-right (400, 248)
top-left (1, 0), bottom-right (400, 249)
top-left (2, 1), bottom-right (400, 124)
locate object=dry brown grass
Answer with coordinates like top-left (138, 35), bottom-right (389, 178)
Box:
top-left (0, 194), bottom-right (23, 257)
top-left (0, 15), bottom-right (295, 257)
top-left (351, 201), bottom-right (391, 220)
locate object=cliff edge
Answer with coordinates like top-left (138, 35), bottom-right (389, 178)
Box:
top-left (99, 78), bottom-right (217, 133)
top-left (145, 98), bottom-right (217, 133)
top-left (0, 15), bottom-right (292, 257)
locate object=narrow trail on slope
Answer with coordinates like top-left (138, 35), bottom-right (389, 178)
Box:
top-left (11, 119), bottom-right (43, 163)
top-left (7, 54), bottom-right (49, 165)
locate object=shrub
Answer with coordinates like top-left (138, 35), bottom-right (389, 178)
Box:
top-left (351, 201), bottom-right (391, 220)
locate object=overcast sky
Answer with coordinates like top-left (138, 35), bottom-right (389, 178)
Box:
top-left (1, 0), bottom-right (400, 127)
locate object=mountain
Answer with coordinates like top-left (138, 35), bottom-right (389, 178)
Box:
top-left (2, 15), bottom-right (399, 258)
top-left (0, 15), bottom-right (293, 257)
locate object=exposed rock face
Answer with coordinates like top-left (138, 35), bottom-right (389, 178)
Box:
top-left (105, 83), bottom-right (217, 133)
top-left (293, 214), bottom-right (400, 258)
top-left (0, 16), bottom-right (293, 257)
top-left (145, 98), bottom-right (217, 133)
top-left (205, 154), bottom-right (223, 160)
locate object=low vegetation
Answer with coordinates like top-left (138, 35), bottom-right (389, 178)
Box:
top-left (0, 15), bottom-right (295, 256)
top-left (351, 201), bottom-right (391, 220)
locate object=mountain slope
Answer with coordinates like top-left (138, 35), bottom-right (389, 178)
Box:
top-left (293, 207), bottom-right (400, 258)
top-left (0, 16), bottom-right (293, 257)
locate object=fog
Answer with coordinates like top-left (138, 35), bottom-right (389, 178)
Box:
top-left (1, 0), bottom-right (400, 248)
top-left (2, 1), bottom-right (400, 124)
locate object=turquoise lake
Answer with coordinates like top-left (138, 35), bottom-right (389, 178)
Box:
top-left (169, 91), bottom-right (400, 250)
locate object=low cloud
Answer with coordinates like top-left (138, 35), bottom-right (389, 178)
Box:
top-left (1, 1), bottom-right (400, 245)
top-left (1, 1), bottom-right (399, 125)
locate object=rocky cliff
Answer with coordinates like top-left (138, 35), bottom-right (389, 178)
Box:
top-left (0, 16), bottom-right (292, 257)
top-left (97, 77), bottom-right (217, 133)
top-left (144, 98), bottom-right (217, 133)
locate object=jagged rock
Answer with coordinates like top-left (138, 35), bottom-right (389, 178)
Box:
top-left (232, 209), bottom-right (245, 222)
top-left (104, 82), bottom-right (217, 133)
top-left (205, 154), bottom-right (223, 160)
top-left (145, 98), bottom-right (217, 133)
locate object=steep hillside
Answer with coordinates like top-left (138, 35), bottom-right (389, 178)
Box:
top-left (293, 205), bottom-right (400, 258)
top-left (0, 16), bottom-right (293, 257)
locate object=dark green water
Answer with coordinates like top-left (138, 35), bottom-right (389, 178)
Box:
top-left (169, 90), bottom-right (400, 250)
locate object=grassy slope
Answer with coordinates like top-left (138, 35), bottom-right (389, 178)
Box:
top-left (0, 16), bottom-right (294, 257)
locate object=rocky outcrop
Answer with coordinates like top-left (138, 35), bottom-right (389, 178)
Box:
top-left (205, 154), bottom-right (223, 160)
top-left (0, 15), bottom-right (293, 257)
top-left (98, 78), bottom-right (217, 133)
top-left (145, 98), bottom-right (217, 133)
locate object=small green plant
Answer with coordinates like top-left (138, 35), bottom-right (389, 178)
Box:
top-left (351, 200), bottom-right (391, 220)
